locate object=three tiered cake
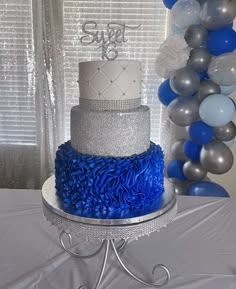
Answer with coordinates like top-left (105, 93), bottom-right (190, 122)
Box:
top-left (55, 60), bottom-right (165, 219)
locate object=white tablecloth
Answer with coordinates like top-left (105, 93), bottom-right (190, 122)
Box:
top-left (0, 189), bottom-right (236, 289)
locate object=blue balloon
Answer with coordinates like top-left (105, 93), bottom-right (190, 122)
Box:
top-left (183, 140), bottom-right (202, 161)
top-left (162, 0), bottom-right (178, 9)
top-left (220, 84), bottom-right (236, 95)
top-left (225, 23), bottom-right (234, 29)
top-left (208, 23), bottom-right (234, 31)
top-left (188, 181), bottom-right (230, 198)
top-left (158, 79), bottom-right (179, 106)
top-left (199, 94), bottom-right (235, 127)
top-left (167, 160), bottom-right (186, 181)
top-left (198, 71), bottom-right (209, 81)
top-left (207, 28), bottom-right (236, 56)
top-left (189, 121), bottom-right (213, 145)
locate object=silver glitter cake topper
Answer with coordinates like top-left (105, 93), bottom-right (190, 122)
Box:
top-left (80, 21), bottom-right (141, 60)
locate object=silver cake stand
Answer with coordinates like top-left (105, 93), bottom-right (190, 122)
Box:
top-left (42, 175), bottom-right (177, 289)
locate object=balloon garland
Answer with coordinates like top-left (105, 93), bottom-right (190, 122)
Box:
top-left (157, 0), bottom-right (236, 197)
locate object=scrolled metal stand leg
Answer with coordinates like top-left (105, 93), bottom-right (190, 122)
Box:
top-left (78, 240), bottom-right (110, 289)
top-left (60, 233), bottom-right (169, 289)
top-left (60, 231), bottom-right (110, 289)
top-left (111, 240), bottom-right (170, 288)
top-left (93, 240), bottom-right (110, 289)
top-left (60, 231), bottom-right (104, 259)
top-left (116, 239), bottom-right (128, 252)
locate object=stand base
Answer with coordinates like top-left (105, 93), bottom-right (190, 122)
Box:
top-left (42, 176), bottom-right (177, 288)
top-left (60, 231), bottom-right (170, 289)
top-left (42, 175), bottom-right (177, 241)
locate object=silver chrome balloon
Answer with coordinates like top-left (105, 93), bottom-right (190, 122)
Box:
top-left (171, 139), bottom-right (188, 161)
top-left (169, 178), bottom-right (189, 195)
top-left (200, 0), bottom-right (236, 30)
top-left (197, 80), bottom-right (221, 102)
top-left (196, 0), bottom-right (207, 5)
top-left (183, 160), bottom-right (207, 181)
top-left (200, 140), bottom-right (234, 174)
top-left (187, 47), bottom-right (212, 72)
top-left (213, 121), bottom-right (236, 141)
top-left (184, 25), bottom-right (208, 48)
top-left (170, 67), bottom-right (200, 96)
top-left (167, 97), bottom-right (200, 127)
top-left (203, 176), bottom-right (211, 182)
top-left (184, 24), bottom-right (208, 48)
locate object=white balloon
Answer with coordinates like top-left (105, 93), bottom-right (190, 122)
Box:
top-left (155, 34), bottom-right (190, 78)
top-left (208, 51), bottom-right (236, 86)
top-left (172, 0), bottom-right (201, 28)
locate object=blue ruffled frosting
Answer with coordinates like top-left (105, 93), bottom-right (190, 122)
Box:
top-left (55, 142), bottom-right (164, 219)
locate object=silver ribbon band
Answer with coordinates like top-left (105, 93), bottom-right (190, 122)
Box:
top-left (79, 98), bottom-right (141, 111)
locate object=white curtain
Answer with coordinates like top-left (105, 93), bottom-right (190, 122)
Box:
top-left (0, 0), bottom-right (172, 189)
top-left (0, 0), bottom-right (64, 188)
top-left (33, 0), bottom-right (65, 186)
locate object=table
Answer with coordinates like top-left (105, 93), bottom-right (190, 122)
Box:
top-left (0, 188), bottom-right (236, 289)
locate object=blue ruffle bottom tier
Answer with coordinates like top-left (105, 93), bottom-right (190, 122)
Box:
top-left (55, 142), bottom-right (165, 219)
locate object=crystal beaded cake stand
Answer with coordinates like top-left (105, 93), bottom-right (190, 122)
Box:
top-left (42, 176), bottom-right (177, 289)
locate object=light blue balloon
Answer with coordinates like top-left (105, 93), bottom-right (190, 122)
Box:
top-left (171, 24), bottom-right (187, 35)
top-left (220, 84), bottom-right (236, 95)
top-left (224, 138), bottom-right (235, 148)
top-left (199, 94), bottom-right (235, 127)
top-left (172, 0), bottom-right (201, 28)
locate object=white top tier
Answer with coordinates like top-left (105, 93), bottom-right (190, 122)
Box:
top-left (79, 60), bottom-right (141, 110)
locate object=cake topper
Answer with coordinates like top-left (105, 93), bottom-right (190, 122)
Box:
top-left (80, 21), bottom-right (141, 60)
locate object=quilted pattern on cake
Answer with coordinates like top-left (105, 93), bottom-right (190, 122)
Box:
top-left (79, 60), bottom-right (141, 101)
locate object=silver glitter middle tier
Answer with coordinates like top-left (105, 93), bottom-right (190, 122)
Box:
top-left (71, 105), bottom-right (150, 157)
